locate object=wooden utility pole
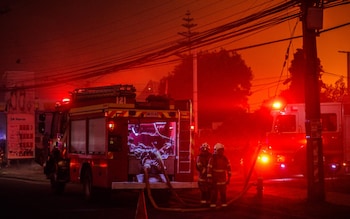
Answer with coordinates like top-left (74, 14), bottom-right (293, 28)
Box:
top-left (301, 0), bottom-right (325, 202)
top-left (338, 51), bottom-right (350, 94)
top-left (179, 11), bottom-right (199, 135)
top-left (193, 50), bottom-right (198, 134)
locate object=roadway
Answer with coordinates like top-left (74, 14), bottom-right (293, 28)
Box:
top-left (1, 161), bottom-right (350, 218)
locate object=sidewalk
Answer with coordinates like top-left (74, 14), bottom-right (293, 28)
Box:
top-left (0, 160), bottom-right (47, 182)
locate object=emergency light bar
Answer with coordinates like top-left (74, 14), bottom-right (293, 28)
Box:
top-left (72, 84), bottom-right (136, 101)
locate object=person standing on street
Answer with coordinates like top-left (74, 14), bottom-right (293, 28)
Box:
top-left (196, 142), bottom-right (212, 206)
top-left (207, 143), bottom-right (231, 208)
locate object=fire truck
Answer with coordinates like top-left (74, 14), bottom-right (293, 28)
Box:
top-left (256, 100), bottom-right (350, 177)
top-left (41, 84), bottom-right (196, 198)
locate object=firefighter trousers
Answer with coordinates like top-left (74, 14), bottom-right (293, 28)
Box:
top-left (210, 184), bottom-right (227, 205)
top-left (198, 181), bottom-right (211, 203)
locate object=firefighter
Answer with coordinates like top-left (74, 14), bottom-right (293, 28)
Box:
top-left (196, 142), bottom-right (212, 205)
top-left (44, 144), bottom-right (61, 176)
top-left (207, 143), bottom-right (231, 208)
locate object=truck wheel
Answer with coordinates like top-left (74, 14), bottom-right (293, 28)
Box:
top-left (82, 170), bottom-right (92, 200)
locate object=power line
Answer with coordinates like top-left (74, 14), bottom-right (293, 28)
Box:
top-left (3, 0), bottom-right (348, 91)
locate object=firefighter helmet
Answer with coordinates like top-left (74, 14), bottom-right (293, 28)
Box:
top-left (200, 142), bottom-right (210, 151)
top-left (214, 143), bottom-right (224, 153)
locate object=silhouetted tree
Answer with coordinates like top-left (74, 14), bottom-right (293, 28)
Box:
top-left (320, 76), bottom-right (348, 102)
top-left (158, 49), bottom-right (253, 129)
top-left (279, 48), bottom-right (324, 103)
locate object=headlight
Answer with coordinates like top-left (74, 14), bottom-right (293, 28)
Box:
top-left (258, 154), bottom-right (270, 164)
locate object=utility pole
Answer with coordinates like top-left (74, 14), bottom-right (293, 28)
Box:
top-left (179, 11), bottom-right (199, 135)
top-left (338, 51), bottom-right (350, 94)
top-left (193, 50), bottom-right (198, 134)
top-left (301, 0), bottom-right (325, 202)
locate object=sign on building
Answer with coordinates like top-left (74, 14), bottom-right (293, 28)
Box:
top-left (4, 71), bottom-right (35, 159)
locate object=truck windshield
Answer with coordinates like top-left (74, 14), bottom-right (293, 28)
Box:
top-left (321, 113), bottom-right (337, 132)
top-left (274, 115), bottom-right (296, 133)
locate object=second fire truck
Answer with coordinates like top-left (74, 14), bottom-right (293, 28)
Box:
top-left (40, 84), bottom-right (196, 198)
top-left (256, 99), bottom-right (350, 177)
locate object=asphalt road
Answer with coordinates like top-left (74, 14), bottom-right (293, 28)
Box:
top-left (1, 163), bottom-right (350, 218)
top-left (0, 177), bottom-right (138, 219)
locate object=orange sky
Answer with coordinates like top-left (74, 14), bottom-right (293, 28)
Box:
top-left (0, 0), bottom-right (349, 111)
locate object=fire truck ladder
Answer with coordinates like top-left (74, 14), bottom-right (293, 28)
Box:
top-left (177, 115), bottom-right (192, 174)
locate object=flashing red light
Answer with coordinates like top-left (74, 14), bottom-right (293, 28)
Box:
top-left (258, 154), bottom-right (270, 164)
top-left (272, 101), bottom-right (283, 110)
top-left (190, 124), bottom-right (195, 130)
top-left (108, 121), bottom-right (115, 131)
top-left (62, 98), bottom-right (70, 104)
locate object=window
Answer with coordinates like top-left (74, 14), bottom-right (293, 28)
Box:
top-left (274, 115), bottom-right (296, 132)
top-left (321, 113), bottom-right (337, 131)
top-left (70, 120), bottom-right (86, 153)
top-left (88, 118), bottom-right (106, 154)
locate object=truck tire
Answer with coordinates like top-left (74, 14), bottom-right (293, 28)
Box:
top-left (82, 169), bottom-right (92, 200)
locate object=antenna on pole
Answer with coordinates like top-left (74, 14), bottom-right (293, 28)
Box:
top-left (178, 10), bottom-right (198, 55)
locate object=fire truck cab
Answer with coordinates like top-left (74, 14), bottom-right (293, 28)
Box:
top-left (43, 84), bottom-right (195, 198)
top-left (259, 100), bottom-right (350, 177)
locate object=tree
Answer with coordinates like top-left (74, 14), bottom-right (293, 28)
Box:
top-left (278, 48), bottom-right (348, 103)
top-left (279, 48), bottom-right (324, 103)
top-left (320, 76), bottom-right (348, 102)
top-left (158, 49), bottom-right (253, 129)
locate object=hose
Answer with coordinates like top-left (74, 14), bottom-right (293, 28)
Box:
top-left (227, 142), bottom-right (263, 205)
top-left (154, 150), bottom-right (188, 206)
top-left (144, 166), bottom-right (210, 212)
top-left (143, 142), bottom-right (263, 211)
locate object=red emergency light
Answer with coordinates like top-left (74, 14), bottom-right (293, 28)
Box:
top-left (260, 155), bottom-right (269, 163)
top-left (272, 101), bottom-right (283, 110)
top-left (190, 124), bottom-right (195, 131)
top-left (108, 120), bottom-right (115, 132)
top-left (62, 98), bottom-right (71, 104)
top-left (258, 153), bottom-right (270, 164)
